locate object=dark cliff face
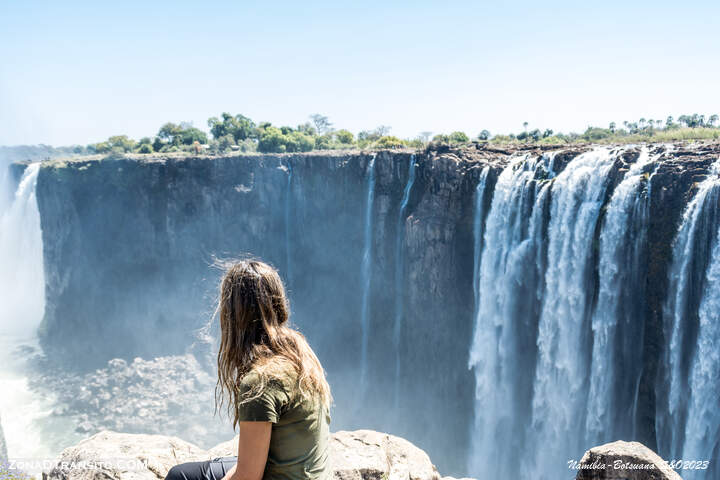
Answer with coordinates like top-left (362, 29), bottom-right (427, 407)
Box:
top-left (33, 143), bottom-right (720, 475)
top-left (36, 149), bottom-right (494, 474)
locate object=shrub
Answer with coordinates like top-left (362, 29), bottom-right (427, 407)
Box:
top-left (449, 131), bottom-right (469, 144)
top-left (336, 129), bottom-right (354, 144)
top-left (375, 136), bottom-right (406, 149)
top-left (138, 143), bottom-right (154, 154)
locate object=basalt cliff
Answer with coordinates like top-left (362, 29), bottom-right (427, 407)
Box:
top-left (22, 142), bottom-right (720, 477)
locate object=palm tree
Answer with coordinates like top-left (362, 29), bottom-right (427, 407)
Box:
top-left (709, 114), bottom-right (719, 127)
top-left (523, 121), bottom-right (529, 133)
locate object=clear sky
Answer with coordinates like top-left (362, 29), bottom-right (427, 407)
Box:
top-left (1, 0), bottom-right (719, 146)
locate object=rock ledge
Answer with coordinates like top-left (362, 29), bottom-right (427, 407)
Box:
top-left (46, 430), bottom-right (459, 480)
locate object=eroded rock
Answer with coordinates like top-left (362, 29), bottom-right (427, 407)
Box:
top-left (575, 440), bottom-right (682, 480)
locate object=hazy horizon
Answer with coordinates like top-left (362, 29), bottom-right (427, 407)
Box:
top-left (2, 0), bottom-right (719, 146)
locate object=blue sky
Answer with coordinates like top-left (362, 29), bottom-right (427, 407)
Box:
top-left (1, 0), bottom-right (719, 146)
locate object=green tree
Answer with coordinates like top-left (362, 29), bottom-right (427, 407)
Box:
top-left (208, 113), bottom-right (255, 142)
top-left (106, 135), bottom-right (136, 152)
top-left (158, 123), bottom-right (182, 145)
top-left (179, 127), bottom-right (208, 145)
top-left (449, 131), bottom-right (469, 144)
top-left (336, 129), bottom-right (354, 144)
top-left (138, 143), bottom-right (154, 154)
top-left (478, 130), bottom-right (491, 141)
top-left (375, 136), bottom-right (406, 149)
top-left (258, 127), bottom-right (287, 153)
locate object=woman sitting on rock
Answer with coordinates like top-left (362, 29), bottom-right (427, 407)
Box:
top-left (166, 260), bottom-right (332, 480)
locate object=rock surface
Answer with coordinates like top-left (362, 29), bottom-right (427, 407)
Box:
top-left (46, 430), bottom-right (447, 480)
top-left (575, 440), bottom-right (682, 480)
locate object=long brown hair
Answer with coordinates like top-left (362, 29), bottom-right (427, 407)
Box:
top-left (215, 260), bottom-right (331, 428)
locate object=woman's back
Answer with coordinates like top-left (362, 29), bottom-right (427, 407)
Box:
top-left (166, 260), bottom-right (332, 480)
top-left (238, 364), bottom-right (331, 480)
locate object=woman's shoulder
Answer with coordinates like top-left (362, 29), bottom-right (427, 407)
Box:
top-left (240, 357), bottom-right (297, 396)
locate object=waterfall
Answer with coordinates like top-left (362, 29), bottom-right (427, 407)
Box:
top-left (585, 147), bottom-right (656, 446)
top-left (657, 159), bottom-right (720, 471)
top-left (393, 154), bottom-right (416, 410)
top-left (284, 163), bottom-right (293, 285)
top-left (359, 155), bottom-right (376, 394)
top-left (468, 153), bottom-right (554, 479)
top-left (525, 147), bottom-right (617, 479)
top-left (0, 162), bottom-right (53, 459)
top-left (471, 166), bottom-right (490, 316)
top-left (684, 219), bottom-right (720, 479)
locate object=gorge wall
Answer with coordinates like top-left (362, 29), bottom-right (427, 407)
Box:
top-left (28, 143), bottom-right (720, 479)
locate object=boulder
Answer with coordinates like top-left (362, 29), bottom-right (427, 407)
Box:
top-left (575, 440), bottom-right (682, 480)
top-left (46, 430), bottom-right (451, 480)
top-left (46, 431), bottom-right (207, 480)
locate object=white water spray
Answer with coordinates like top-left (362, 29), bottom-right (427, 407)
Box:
top-left (524, 147), bottom-right (617, 479)
top-left (0, 162), bottom-right (54, 460)
top-left (585, 147), bottom-right (656, 445)
top-left (658, 160), bottom-right (720, 460)
top-left (468, 154), bottom-right (554, 479)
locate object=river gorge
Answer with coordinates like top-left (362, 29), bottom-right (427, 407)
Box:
top-left (2, 142), bottom-right (720, 479)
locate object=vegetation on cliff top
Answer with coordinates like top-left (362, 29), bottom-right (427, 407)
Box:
top-left (56, 112), bottom-right (720, 158)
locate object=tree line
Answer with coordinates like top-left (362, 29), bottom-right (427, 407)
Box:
top-left (80, 112), bottom-right (720, 156)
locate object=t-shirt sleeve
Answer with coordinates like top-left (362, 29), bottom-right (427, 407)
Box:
top-left (236, 373), bottom-right (284, 423)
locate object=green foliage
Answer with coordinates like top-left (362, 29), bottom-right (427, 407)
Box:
top-left (179, 127), bottom-right (208, 145)
top-left (137, 143), bottom-right (154, 154)
top-left (258, 126), bottom-right (287, 153)
top-left (375, 136), bottom-right (406, 149)
top-left (81, 110), bottom-right (720, 157)
top-left (208, 113), bottom-right (255, 142)
top-left (257, 126), bottom-right (316, 153)
top-left (449, 131), bottom-right (469, 143)
top-left (335, 129), bottom-right (354, 144)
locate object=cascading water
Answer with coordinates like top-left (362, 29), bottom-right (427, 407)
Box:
top-left (471, 166), bottom-right (490, 316)
top-left (584, 147), bottom-right (656, 446)
top-left (284, 163), bottom-right (293, 285)
top-left (524, 148), bottom-right (618, 479)
top-left (468, 153), bottom-right (555, 479)
top-left (393, 154), bottom-right (416, 410)
top-left (657, 158), bottom-right (720, 478)
top-left (359, 155), bottom-right (376, 395)
top-left (0, 162), bottom-right (56, 460)
top-left (684, 218), bottom-right (720, 480)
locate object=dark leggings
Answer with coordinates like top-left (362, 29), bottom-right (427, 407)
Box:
top-left (165, 457), bottom-right (238, 480)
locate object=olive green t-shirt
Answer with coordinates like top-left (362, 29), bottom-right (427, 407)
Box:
top-left (237, 368), bottom-right (331, 480)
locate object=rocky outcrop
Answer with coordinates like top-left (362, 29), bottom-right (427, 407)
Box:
top-left (575, 440), bottom-right (682, 480)
top-left (46, 430), bottom-right (449, 480)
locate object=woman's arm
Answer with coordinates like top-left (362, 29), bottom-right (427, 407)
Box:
top-left (222, 422), bottom-right (272, 480)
